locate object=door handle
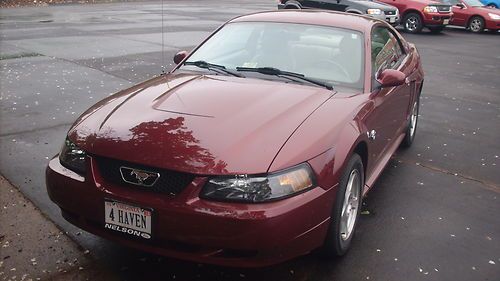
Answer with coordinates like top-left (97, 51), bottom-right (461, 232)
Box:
top-left (405, 77), bottom-right (415, 85)
top-left (367, 130), bottom-right (377, 141)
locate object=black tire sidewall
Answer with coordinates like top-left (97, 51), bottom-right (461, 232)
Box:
top-left (322, 154), bottom-right (364, 257)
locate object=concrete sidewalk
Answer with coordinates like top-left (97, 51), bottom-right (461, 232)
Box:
top-left (0, 175), bottom-right (118, 281)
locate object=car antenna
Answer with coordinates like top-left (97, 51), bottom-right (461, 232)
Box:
top-left (160, 0), bottom-right (166, 75)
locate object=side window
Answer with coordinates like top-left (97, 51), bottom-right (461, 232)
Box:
top-left (371, 27), bottom-right (405, 76)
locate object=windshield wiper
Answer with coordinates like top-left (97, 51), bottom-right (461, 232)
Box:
top-left (184, 60), bottom-right (243, 77)
top-left (235, 67), bottom-right (333, 90)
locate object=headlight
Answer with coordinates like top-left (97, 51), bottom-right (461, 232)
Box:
top-left (489, 13), bottom-right (500, 20)
top-left (423, 6), bottom-right (439, 13)
top-left (367, 9), bottom-right (382, 15)
top-left (59, 138), bottom-right (87, 174)
top-left (201, 163), bottom-right (315, 203)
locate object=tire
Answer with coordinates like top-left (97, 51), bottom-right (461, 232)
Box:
top-left (401, 97), bottom-right (420, 148)
top-left (403, 13), bottom-right (423, 33)
top-left (320, 154), bottom-right (364, 257)
top-left (468, 16), bottom-right (485, 33)
top-left (428, 26), bottom-right (445, 33)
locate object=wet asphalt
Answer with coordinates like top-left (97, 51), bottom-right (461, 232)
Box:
top-left (0, 1), bottom-right (499, 280)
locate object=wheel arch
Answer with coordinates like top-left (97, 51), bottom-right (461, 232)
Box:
top-left (329, 121), bottom-right (371, 189)
top-left (345, 9), bottom-right (363, 14)
top-left (402, 9), bottom-right (424, 20)
top-left (418, 80), bottom-right (424, 96)
top-left (468, 14), bottom-right (485, 26)
top-left (353, 141), bottom-right (368, 177)
top-left (283, 0), bottom-right (302, 9)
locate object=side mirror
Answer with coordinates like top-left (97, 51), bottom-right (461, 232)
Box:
top-left (173, 51), bottom-right (188, 64)
top-left (456, 3), bottom-right (465, 9)
top-left (377, 69), bottom-right (406, 88)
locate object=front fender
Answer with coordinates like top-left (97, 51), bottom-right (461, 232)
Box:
top-left (306, 122), bottom-right (368, 190)
top-left (268, 95), bottom-right (370, 190)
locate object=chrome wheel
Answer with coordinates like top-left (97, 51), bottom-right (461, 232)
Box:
top-left (320, 154), bottom-right (364, 257)
top-left (409, 102), bottom-right (418, 138)
top-left (469, 17), bottom-right (483, 32)
top-left (405, 16), bottom-right (419, 32)
top-left (401, 97), bottom-right (420, 148)
top-left (340, 169), bottom-right (361, 241)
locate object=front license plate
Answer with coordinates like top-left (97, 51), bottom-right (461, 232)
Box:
top-left (443, 19), bottom-right (449, 25)
top-left (390, 17), bottom-right (396, 23)
top-left (104, 200), bottom-right (152, 239)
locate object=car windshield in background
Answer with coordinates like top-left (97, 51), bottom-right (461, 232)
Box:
top-left (441, 0), bottom-right (484, 6)
top-left (182, 22), bottom-right (364, 90)
top-left (463, 0), bottom-right (485, 6)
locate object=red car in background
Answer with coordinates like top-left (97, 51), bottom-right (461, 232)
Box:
top-left (46, 10), bottom-right (424, 267)
top-left (378, 0), bottom-right (454, 33)
top-left (446, 0), bottom-right (500, 32)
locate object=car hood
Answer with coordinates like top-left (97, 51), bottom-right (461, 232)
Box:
top-left (69, 73), bottom-right (334, 175)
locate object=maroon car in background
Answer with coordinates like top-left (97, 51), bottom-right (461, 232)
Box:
top-left (445, 0), bottom-right (500, 32)
top-left (46, 10), bottom-right (424, 267)
top-left (378, 0), bottom-right (454, 33)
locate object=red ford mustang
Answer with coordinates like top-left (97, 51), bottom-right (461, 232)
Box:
top-left (46, 10), bottom-right (424, 267)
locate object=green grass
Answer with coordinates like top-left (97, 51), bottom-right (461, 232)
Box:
top-left (0, 52), bottom-right (43, 60)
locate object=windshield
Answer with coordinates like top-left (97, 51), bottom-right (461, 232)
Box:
top-left (463, 0), bottom-right (484, 6)
top-left (180, 22), bottom-right (364, 90)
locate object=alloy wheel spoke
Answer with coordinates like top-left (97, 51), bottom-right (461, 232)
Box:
top-left (340, 170), bottom-right (360, 241)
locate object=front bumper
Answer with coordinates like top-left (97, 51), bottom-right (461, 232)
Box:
top-left (485, 18), bottom-right (500, 30)
top-left (422, 12), bottom-right (453, 27)
top-left (370, 12), bottom-right (400, 26)
top-left (46, 156), bottom-right (335, 267)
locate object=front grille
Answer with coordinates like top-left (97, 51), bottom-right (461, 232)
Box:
top-left (96, 156), bottom-right (195, 195)
top-left (384, 10), bottom-right (396, 15)
top-left (437, 5), bottom-right (451, 12)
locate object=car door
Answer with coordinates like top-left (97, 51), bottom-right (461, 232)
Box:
top-left (450, 1), bottom-right (469, 26)
top-left (363, 26), bottom-right (413, 166)
top-left (321, 0), bottom-right (350, 11)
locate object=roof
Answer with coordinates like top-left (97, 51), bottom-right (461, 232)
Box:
top-left (230, 10), bottom-right (380, 34)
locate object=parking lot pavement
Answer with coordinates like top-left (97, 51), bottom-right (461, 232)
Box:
top-left (400, 29), bottom-right (500, 186)
top-left (0, 1), bottom-right (499, 280)
top-left (0, 175), bottom-right (119, 281)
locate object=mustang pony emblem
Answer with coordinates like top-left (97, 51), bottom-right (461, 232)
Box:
top-left (131, 170), bottom-right (153, 184)
top-left (119, 166), bottom-right (160, 187)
